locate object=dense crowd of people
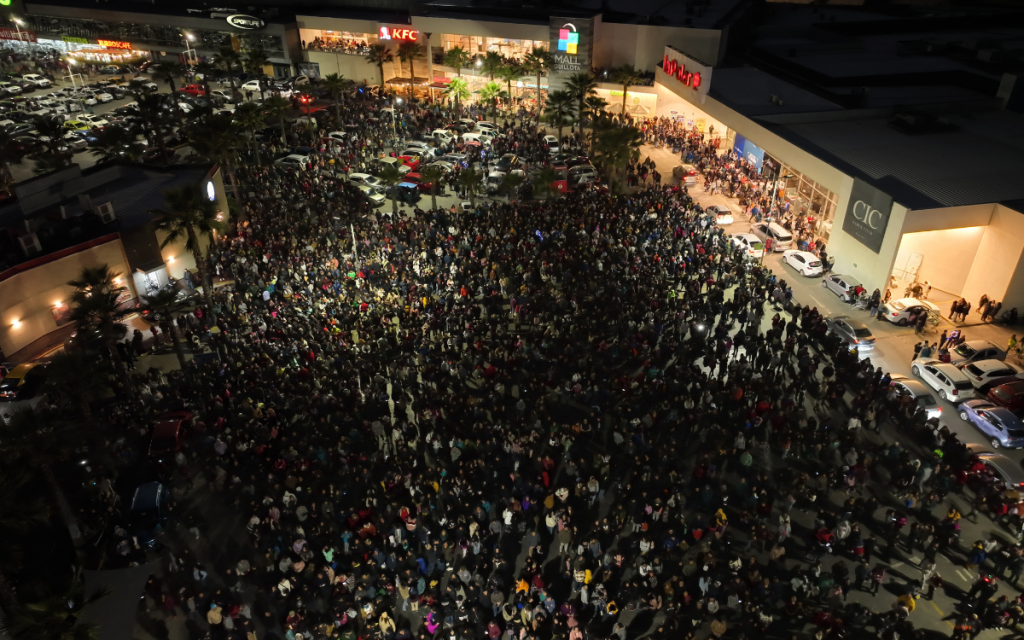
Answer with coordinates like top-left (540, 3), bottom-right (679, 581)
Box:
top-left (78, 91), bottom-right (1024, 640)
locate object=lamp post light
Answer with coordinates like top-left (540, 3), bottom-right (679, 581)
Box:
top-left (12, 18), bottom-right (26, 44)
top-left (182, 32), bottom-right (198, 67)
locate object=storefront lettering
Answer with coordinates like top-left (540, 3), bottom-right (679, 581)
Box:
top-left (663, 55), bottom-right (702, 89)
top-left (0, 27), bottom-right (37, 42)
top-left (226, 14), bottom-right (266, 30)
top-left (97, 39), bottom-right (132, 50)
top-left (852, 200), bottom-right (885, 230)
top-left (552, 54), bottom-right (581, 72)
top-left (378, 27), bottom-right (418, 41)
top-left (62, 35), bottom-right (90, 44)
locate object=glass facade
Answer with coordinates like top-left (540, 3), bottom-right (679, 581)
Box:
top-left (441, 35), bottom-right (546, 62)
top-left (300, 29), bottom-right (377, 56)
top-left (776, 164), bottom-right (838, 242)
top-left (23, 16), bottom-right (285, 57)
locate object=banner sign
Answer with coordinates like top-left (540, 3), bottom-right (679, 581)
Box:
top-left (841, 178), bottom-right (894, 253)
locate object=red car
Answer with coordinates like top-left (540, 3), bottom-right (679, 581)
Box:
top-left (988, 380), bottom-right (1024, 412)
top-left (149, 411), bottom-right (193, 460)
top-left (403, 172), bottom-right (435, 192)
top-left (178, 84), bottom-right (206, 96)
top-left (397, 155), bottom-right (421, 171)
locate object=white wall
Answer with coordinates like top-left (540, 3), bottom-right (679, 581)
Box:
top-left (411, 17), bottom-right (549, 42)
top-left (962, 204), bottom-right (1024, 309)
top-left (895, 227), bottom-right (986, 296)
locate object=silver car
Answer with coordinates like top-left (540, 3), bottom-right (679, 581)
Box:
top-left (826, 315), bottom-right (876, 351)
top-left (889, 374), bottom-right (942, 420)
top-left (821, 274), bottom-right (862, 302)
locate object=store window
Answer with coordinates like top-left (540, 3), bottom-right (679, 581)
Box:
top-left (776, 165), bottom-right (838, 242)
top-left (301, 30), bottom-right (377, 55)
top-left (441, 34), bottom-right (546, 62)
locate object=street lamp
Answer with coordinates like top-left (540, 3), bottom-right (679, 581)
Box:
top-left (12, 18), bottom-right (26, 44)
top-left (182, 32), bottom-right (198, 67)
top-left (63, 57), bottom-right (84, 90)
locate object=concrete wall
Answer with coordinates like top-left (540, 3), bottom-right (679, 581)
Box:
top-left (0, 238), bottom-right (133, 357)
top-left (411, 16), bottom-right (548, 42)
top-left (306, 50), bottom-right (384, 84)
top-left (895, 227), bottom-right (986, 296)
top-left (962, 204), bottom-right (1024, 310)
top-left (593, 23), bottom-right (720, 72)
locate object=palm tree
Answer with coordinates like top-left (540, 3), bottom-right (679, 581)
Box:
top-left (233, 101), bottom-right (267, 164)
top-left (481, 51), bottom-right (502, 81)
top-left (478, 81), bottom-right (504, 121)
top-left (261, 95), bottom-right (292, 146)
top-left (243, 47), bottom-right (270, 99)
top-left (396, 41), bottom-right (424, 100)
top-left (419, 164), bottom-right (446, 211)
top-left (188, 113), bottom-right (243, 202)
top-left (217, 46), bottom-right (243, 98)
top-left (137, 93), bottom-right (174, 160)
top-left (543, 90), bottom-right (575, 143)
top-left (495, 64), bottom-right (523, 115)
top-left (443, 46), bottom-right (472, 76)
top-left (531, 167), bottom-right (560, 200)
top-left (153, 60), bottom-right (186, 94)
top-left (8, 565), bottom-right (108, 640)
top-left (499, 172), bottom-right (525, 201)
top-left (366, 43), bottom-right (394, 88)
top-left (195, 60), bottom-right (219, 97)
top-left (321, 72), bottom-right (354, 125)
top-left (89, 125), bottom-right (144, 163)
top-left (566, 72), bottom-right (598, 142)
top-left (33, 116), bottom-right (65, 156)
top-left (612, 64), bottom-right (643, 118)
top-left (67, 265), bottom-right (135, 400)
top-left (140, 290), bottom-right (196, 370)
top-left (457, 168), bottom-right (483, 208)
top-left (590, 120), bottom-right (644, 193)
top-left (378, 164), bottom-right (405, 218)
top-left (0, 128), bottom-right (27, 191)
top-left (152, 184), bottom-right (225, 326)
top-left (523, 47), bottom-right (552, 123)
top-left (443, 77), bottom-right (470, 117)
top-left (43, 350), bottom-right (107, 426)
top-left (29, 150), bottom-right (72, 175)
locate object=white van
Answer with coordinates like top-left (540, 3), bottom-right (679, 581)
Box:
top-left (432, 129), bottom-right (454, 145)
top-left (462, 132), bottom-right (491, 146)
top-left (750, 221), bottom-right (793, 252)
top-left (376, 156), bottom-right (411, 175)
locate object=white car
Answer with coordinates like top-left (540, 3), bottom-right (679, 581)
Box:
top-left (822, 274), bottom-right (862, 302)
top-left (404, 140), bottom-right (431, 151)
top-left (911, 358), bottom-right (977, 402)
top-left (543, 134), bottom-right (559, 153)
top-left (21, 74), bottom-right (51, 87)
top-left (706, 205), bottom-right (733, 225)
top-left (326, 130), bottom-right (348, 141)
top-left (210, 89), bottom-right (233, 101)
top-left (782, 250), bottom-right (824, 277)
top-left (94, 92), bottom-right (114, 103)
top-left (879, 298), bottom-right (939, 326)
top-left (475, 121), bottom-right (498, 132)
top-left (78, 93), bottom-right (98, 106)
top-left (461, 132), bottom-right (490, 146)
top-left (61, 132), bottom-right (88, 151)
top-left (731, 233), bottom-right (765, 259)
top-left (274, 154), bottom-right (310, 168)
top-left (960, 360), bottom-right (1024, 391)
top-left (348, 173), bottom-right (384, 191)
top-left (358, 185), bottom-right (387, 207)
top-left (432, 130), bottom-right (454, 145)
top-left (0, 81), bottom-right (22, 95)
top-left (78, 114), bottom-right (109, 128)
top-left (241, 80), bottom-right (262, 93)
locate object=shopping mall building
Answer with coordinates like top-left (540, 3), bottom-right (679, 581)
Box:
top-left (2, 0), bottom-right (1024, 346)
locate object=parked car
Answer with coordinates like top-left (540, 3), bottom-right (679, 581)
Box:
top-left (749, 221), bottom-right (793, 251)
top-left (878, 298), bottom-right (940, 326)
top-left (821, 274), bottom-right (863, 302)
top-left (967, 446), bottom-right (1024, 490)
top-left (402, 172), bottom-right (435, 192)
top-left (0, 362), bottom-right (48, 401)
top-left (825, 315), bottom-right (876, 352)
top-left (274, 154), bottom-right (310, 168)
top-left (128, 481), bottom-right (170, 549)
top-left (77, 114), bottom-right (109, 128)
top-left (20, 74), bottom-right (51, 87)
top-left (543, 134), bottom-right (559, 153)
top-left (911, 358), bottom-right (976, 402)
top-left (0, 81), bottom-right (22, 95)
top-left (889, 374), bottom-right (942, 420)
top-left (961, 360), bottom-right (1024, 392)
top-left (149, 411), bottom-right (193, 460)
top-left (497, 153), bottom-right (524, 172)
top-left (949, 340), bottom-right (1006, 367)
top-left (958, 400), bottom-right (1024, 449)
top-left (397, 155), bottom-right (421, 171)
top-left (988, 380), bottom-right (1024, 412)
top-left (178, 84), bottom-right (207, 96)
top-left (475, 120), bottom-right (498, 132)
top-left (348, 173), bottom-right (384, 191)
top-left (781, 249), bottom-right (823, 277)
top-left (568, 164), bottom-right (598, 184)
top-left (358, 185), bottom-right (387, 207)
top-left (731, 233), bottom-right (765, 260)
top-left (376, 156), bottom-right (411, 175)
top-left (706, 205), bottom-right (733, 225)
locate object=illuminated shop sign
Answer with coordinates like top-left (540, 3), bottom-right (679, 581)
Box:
top-left (557, 23), bottom-right (578, 55)
top-left (662, 56), bottom-right (701, 89)
top-left (226, 14), bottom-right (265, 30)
top-left (97, 39), bottom-right (132, 49)
top-left (378, 27), bottom-right (418, 41)
top-left (661, 46), bottom-right (712, 103)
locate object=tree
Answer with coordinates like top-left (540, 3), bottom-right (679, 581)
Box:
top-left (243, 47), bottom-right (270, 99)
top-left (194, 60), bottom-right (219, 96)
top-left (0, 469), bottom-right (48, 614)
top-left (612, 64), bottom-right (643, 118)
top-left (153, 60), bottom-right (186, 94)
top-left (233, 101), bottom-right (267, 165)
top-left (495, 64), bottom-right (523, 116)
top-left (419, 164), bottom-right (446, 211)
top-left (366, 43), bottom-right (394, 87)
top-left (444, 46), bottom-right (472, 76)
top-left (217, 46), bottom-right (243, 98)
top-left (523, 47), bottom-right (553, 124)
top-left (67, 265), bottom-right (135, 400)
top-left (532, 167), bottom-right (560, 200)
top-left (321, 73), bottom-right (354, 125)
top-left (188, 113), bottom-right (243, 202)
top-left (0, 128), bottom-right (27, 191)
top-left (378, 164), bottom-right (405, 218)
top-left (29, 150), bottom-right (72, 175)
top-left (499, 172), bottom-right (525, 202)
top-left (152, 185), bottom-right (225, 327)
top-left (261, 95), bottom-right (292, 146)
top-left (566, 72), bottom-right (598, 143)
top-left (139, 290), bottom-right (196, 370)
top-left (43, 350), bottom-right (107, 426)
top-left (443, 77), bottom-right (470, 117)
top-left (543, 90), bottom-right (575, 143)
top-left (590, 120), bottom-right (644, 193)
top-left (481, 51), bottom-right (503, 81)
top-left (396, 41), bottom-right (424, 100)
top-left (136, 93), bottom-right (175, 161)
top-left (89, 125), bottom-right (144, 163)
top-left (32, 116), bottom-right (65, 156)
top-left (478, 81), bottom-right (504, 121)
top-left (7, 565), bottom-right (108, 640)
top-left (457, 168), bottom-right (483, 208)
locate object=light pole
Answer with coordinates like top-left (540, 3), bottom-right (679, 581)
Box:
top-left (12, 18), bottom-right (26, 45)
top-left (182, 32), bottom-right (198, 68)
top-left (63, 58), bottom-right (85, 90)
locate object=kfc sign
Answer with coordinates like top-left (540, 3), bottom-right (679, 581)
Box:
top-left (661, 46), bottom-right (712, 103)
top-left (379, 26), bottom-right (418, 41)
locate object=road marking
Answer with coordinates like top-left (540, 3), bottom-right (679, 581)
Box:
top-left (955, 569), bottom-right (971, 582)
top-left (930, 600), bottom-right (955, 628)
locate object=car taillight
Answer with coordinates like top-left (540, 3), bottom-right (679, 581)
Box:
top-left (952, 389), bottom-right (959, 396)
top-left (892, 312), bottom-right (899, 317)
top-left (854, 339), bottom-right (859, 344)
top-left (976, 376), bottom-right (983, 381)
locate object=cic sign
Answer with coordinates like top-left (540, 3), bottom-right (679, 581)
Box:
top-left (841, 178), bottom-right (894, 254)
top-left (661, 45), bottom-right (712, 103)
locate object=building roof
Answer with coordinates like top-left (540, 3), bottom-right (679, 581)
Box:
top-left (709, 67), bottom-right (843, 116)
